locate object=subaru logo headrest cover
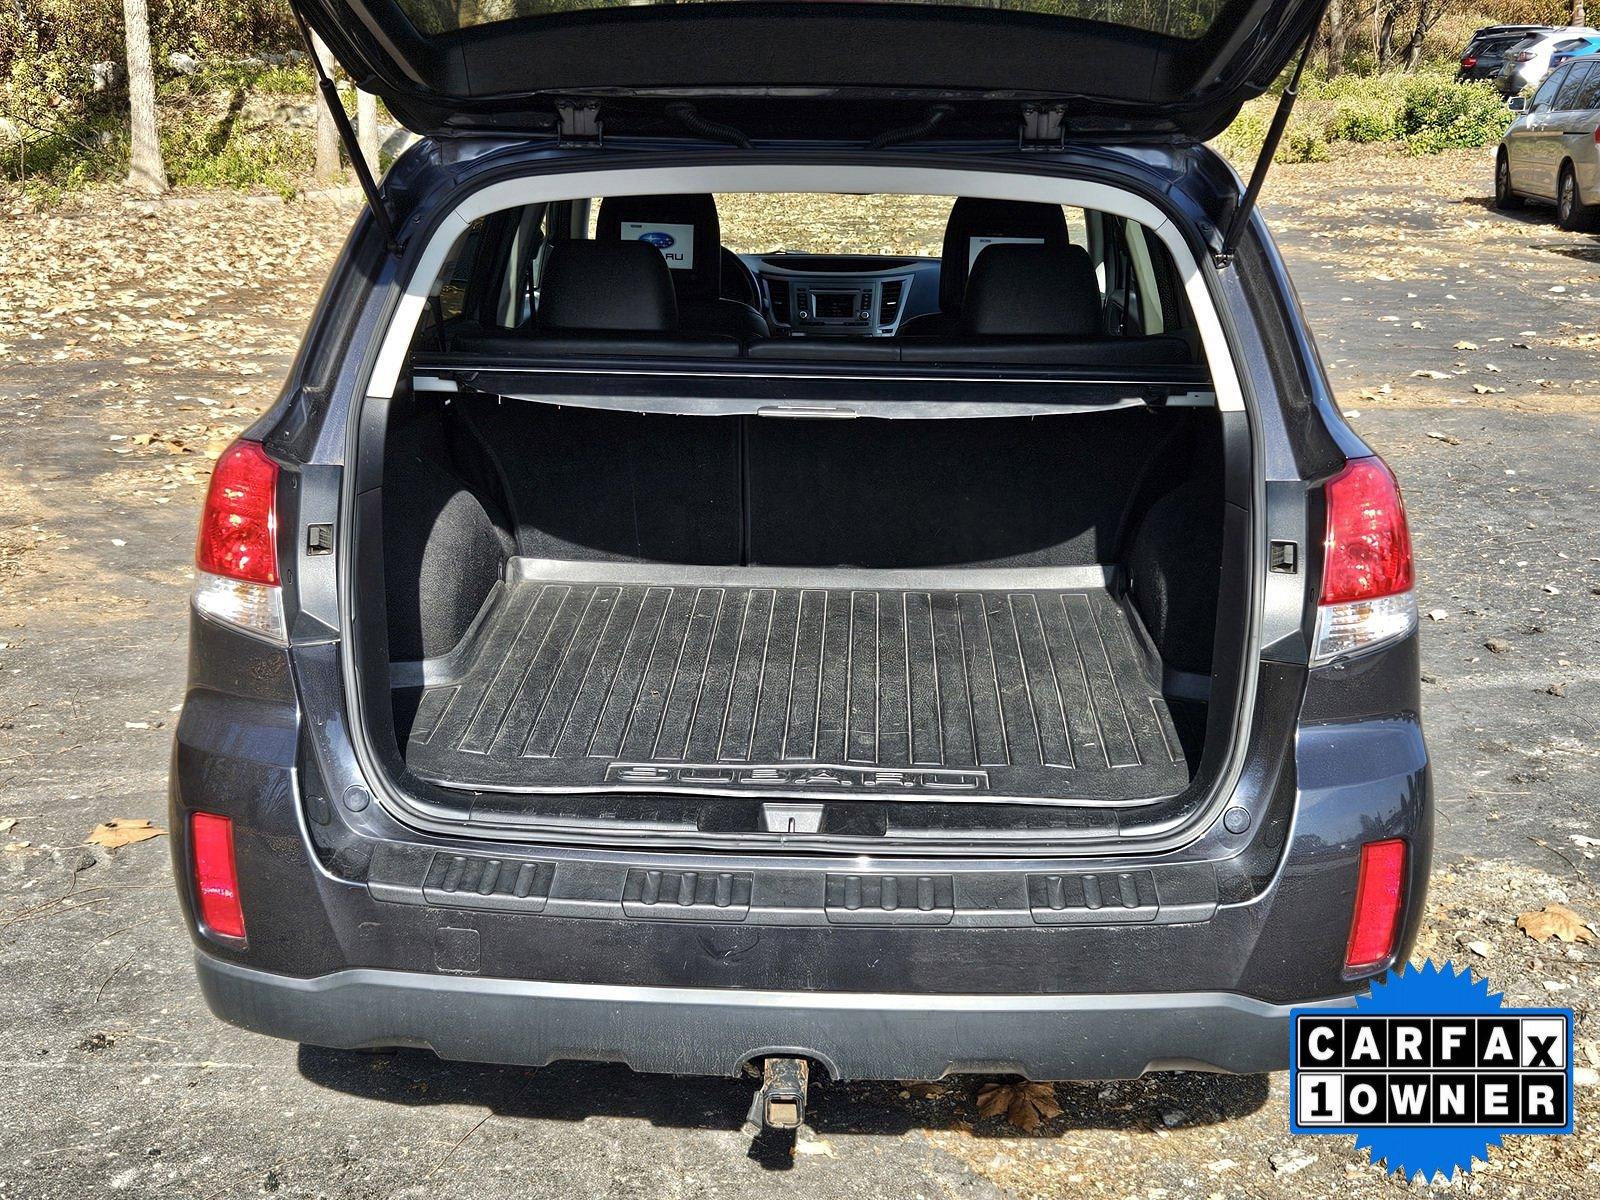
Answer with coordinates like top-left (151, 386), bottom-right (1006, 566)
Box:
top-left (621, 221), bottom-right (696, 270)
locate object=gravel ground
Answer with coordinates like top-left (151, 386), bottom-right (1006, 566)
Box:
top-left (0, 149), bottom-right (1596, 1198)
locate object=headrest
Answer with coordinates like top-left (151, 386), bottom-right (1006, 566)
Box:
top-left (937, 198), bottom-right (1072, 314)
top-left (539, 240), bottom-right (678, 333)
top-left (595, 193), bottom-right (721, 302)
top-left (960, 243), bottom-right (1103, 337)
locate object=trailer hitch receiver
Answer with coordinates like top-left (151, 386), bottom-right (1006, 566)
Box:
top-left (749, 1057), bottom-right (810, 1130)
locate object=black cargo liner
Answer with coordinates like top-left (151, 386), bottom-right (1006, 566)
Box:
top-left (402, 560), bottom-right (1189, 804)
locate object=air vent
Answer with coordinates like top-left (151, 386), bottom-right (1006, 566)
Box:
top-left (878, 279), bottom-right (905, 325)
top-left (764, 278), bottom-right (791, 327)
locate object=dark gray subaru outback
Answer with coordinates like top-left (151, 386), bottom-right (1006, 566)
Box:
top-left (172, 0), bottom-right (1430, 1121)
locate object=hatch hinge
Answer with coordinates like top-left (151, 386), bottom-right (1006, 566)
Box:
top-left (557, 100), bottom-right (604, 147)
top-left (291, 8), bottom-right (401, 256)
top-left (1213, 32), bottom-right (1317, 267)
top-left (1019, 103), bottom-right (1066, 151)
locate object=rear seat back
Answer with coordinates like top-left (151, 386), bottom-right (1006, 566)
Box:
top-left (450, 238), bottom-right (1192, 368)
top-left (898, 241), bottom-right (1193, 366)
top-left (451, 239), bottom-right (740, 359)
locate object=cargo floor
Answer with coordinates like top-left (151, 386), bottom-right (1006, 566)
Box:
top-left (402, 560), bottom-right (1191, 803)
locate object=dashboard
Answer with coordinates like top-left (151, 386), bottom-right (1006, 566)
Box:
top-left (739, 253), bottom-right (942, 338)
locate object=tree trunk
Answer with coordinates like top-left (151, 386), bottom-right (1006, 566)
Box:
top-left (122, 0), bottom-right (167, 193)
top-left (1573, 0), bottom-right (1586, 26)
top-left (357, 89), bottom-right (380, 175)
top-left (1377, 5), bottom-right (1399, 70)
top-left (1403, 29), bottom-right (1425, 70)
top-left (1404, 0), bottom-right (1442, 72)
top-left (1326, 0), bottom-right (1348, 78)
top-left (311, 33), bottom-right (343, 183)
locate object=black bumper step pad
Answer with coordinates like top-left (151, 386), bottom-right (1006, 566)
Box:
top-left (404, 572), bottom-right (1189, 803)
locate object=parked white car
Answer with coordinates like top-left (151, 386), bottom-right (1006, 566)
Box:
top-left (1496, 57), bottom-right (1600, 229)
top-left (1495, 27), bottom-right (1600, 94)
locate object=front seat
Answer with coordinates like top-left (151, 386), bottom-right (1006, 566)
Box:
top-left (595, 194), bottom-right (769, 341)
top-left (898, 242), bottom-right (1192, 366)
top-left (897, 198), bottom-right (1072, 337)
top-left (452, 239), bottom-right (740, 359)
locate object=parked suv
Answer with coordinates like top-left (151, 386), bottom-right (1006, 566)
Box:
top-left (171, 0), bottom-right (1431, 1108)
top-left (1496, 56), bottom-right (1600, 229)
top-left (1458, 24), bottom-right (1555, 82)
top-left (1497, 26), bottom-right (1600, 94)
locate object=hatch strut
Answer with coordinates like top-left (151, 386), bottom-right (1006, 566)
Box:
top-left (1214, 31), bottom-right (1317, 266)
top-left (291, 8), bottom-right (401, 256)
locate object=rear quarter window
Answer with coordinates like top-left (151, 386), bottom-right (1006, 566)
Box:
top-left (1578, 65), bottom-right (1600, 108)
top-left (1555, 62), bottom-right (1594, 109)
top-left (1532, 68), bottom-right (1567, 108)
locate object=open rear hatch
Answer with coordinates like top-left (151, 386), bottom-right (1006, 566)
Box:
top-left (292, 0), bottom-right (1327, 140)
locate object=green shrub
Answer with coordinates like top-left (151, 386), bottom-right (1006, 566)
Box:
top-left (1214, 68), bottom-right (1512, 165)
top-left (1281, 127), bottom-right (1330, 163)
top-left (1398, 78), bottom-right (1512, 155)
top-left (1325, 96), bottom-right (1399, 143)
top-left (160, 94), bottom-right (312, 197)
top-left (1214, 107), bottom-right (1268, 164)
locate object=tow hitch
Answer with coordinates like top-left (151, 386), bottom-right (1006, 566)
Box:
top-left (748, 1057), bottom-right (810, 1130)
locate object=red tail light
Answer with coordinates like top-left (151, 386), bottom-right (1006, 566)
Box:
top-left (1345, 839), bottom-right (1406, 972)
top-left (197, 440), bottom-right (279, 585)
top-left (1463, 55), bottom-right (1478, 67)
top-left (191, 812), bottom-right (246, 940)
top-left (1320, 457), bottom-right (1413, 604)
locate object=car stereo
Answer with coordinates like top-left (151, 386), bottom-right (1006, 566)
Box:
top-left (796, 288), bottom-right (872, 328)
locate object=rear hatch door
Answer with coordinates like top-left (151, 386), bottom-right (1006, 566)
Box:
top-left (293, 0), bottom-right (1326, 140)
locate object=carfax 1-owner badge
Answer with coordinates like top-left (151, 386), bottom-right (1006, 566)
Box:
top-left (1290, 961), bottom-right (1575, 1180)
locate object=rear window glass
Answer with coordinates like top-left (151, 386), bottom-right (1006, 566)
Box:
top-left (1579, 64), bottom-right (1600, 108)
top-left (1555, 62), bottom-right (1594, 109)
top-left (396, 0), bottom-right (1226, 41)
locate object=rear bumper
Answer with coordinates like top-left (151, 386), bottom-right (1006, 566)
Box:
top-left (197, 951), bottom-right (1354, 1081)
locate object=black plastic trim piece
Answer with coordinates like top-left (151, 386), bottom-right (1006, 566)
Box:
top-left (422, 852), bottom-right (556, 913)
top-left (824, 873), bottom-right (954, 925)
top-left (622, 868), bottom-right (754, 920)
top-left (196, 951), bottom-right (1358, 1081)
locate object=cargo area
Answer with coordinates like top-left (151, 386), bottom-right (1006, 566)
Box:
top-left (369, 395), bottom-right (1240, 833)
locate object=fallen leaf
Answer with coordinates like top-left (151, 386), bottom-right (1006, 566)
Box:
top-left (976, 1081), bottom-right (1063, 1132)
top-left (1411, 369), bottom-right (1450, 379)
top-left (1516, 904), bottom-right (1596, 945)
top-left (1453, 340), bottom-right (1479, 351)
top-left (1485, 638), bottom-right (1512, 654)
top-left (0, 818), bottom-right (15, 834)
top-left (85, 818), bottom-right (166, 850)
top-left (794, 1136), bottom-right (835, 1157)
top-left (1425, 430), bottom-right (1461, 446)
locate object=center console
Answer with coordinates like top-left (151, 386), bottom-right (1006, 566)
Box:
top-left (751, 254), bottom-right (934, 337)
